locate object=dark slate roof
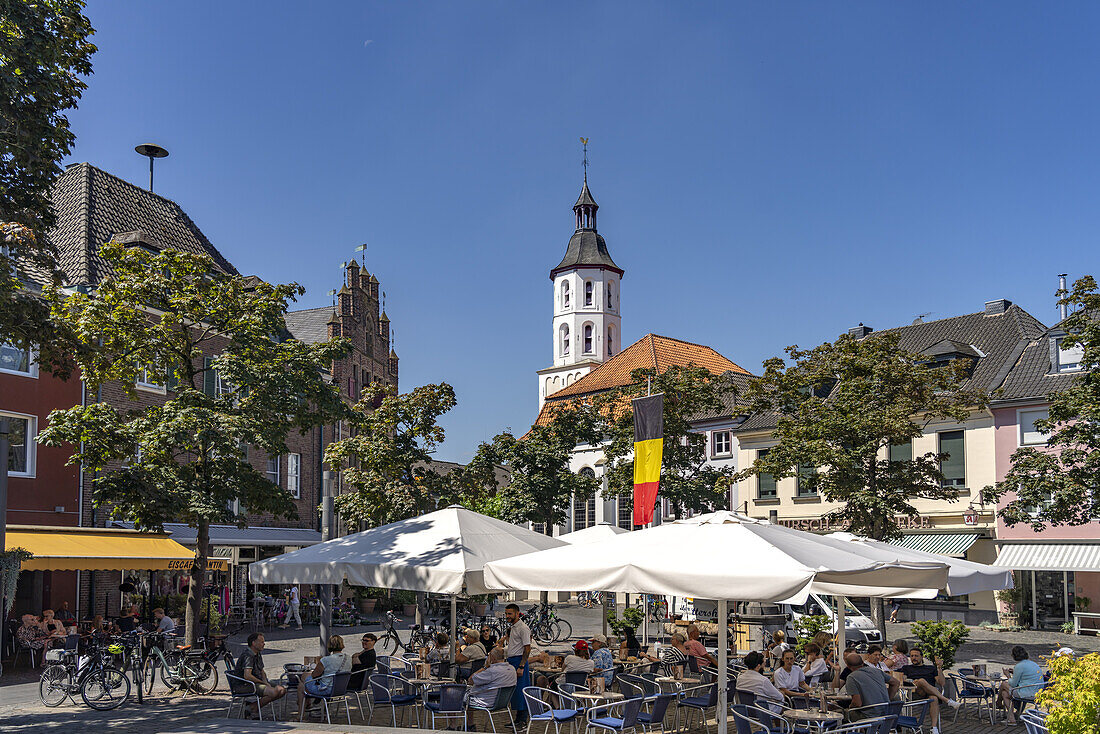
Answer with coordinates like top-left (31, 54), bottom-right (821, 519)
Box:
top-left (574, 181), bottom-right (598, 209)
top-left (994, 313), bottom-right (1090, 401)
top-left (110, 521), bottom-right (322, 546)
top-left (550, 229), bottom-right (624, 278)
top-left (49, 162), bottom-right (238, 286)
top-left (689, 371), bottom-right (757, 423)
top-left (735, 302), bottom-right (1049, 434)
top-left (284, 306), bottom-right (334, 344)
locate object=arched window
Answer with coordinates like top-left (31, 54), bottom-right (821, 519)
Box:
top-left (560, 324), bottom-right (570, 357)
top-left (574, 468), bottom-right (597, 530)
top-left (561, 280), bottom-right (570, 309)
top-left (607, 326), bottom-right (615, 357)
top-left (584, 281), bottom-right (593, 306)
top-left (583, 324), bottom-right (594, 354)
top-left (607, 282), bottom-right (614, 309)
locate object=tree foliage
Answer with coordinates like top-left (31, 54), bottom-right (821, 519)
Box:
top-left (327, 382), bottom-right (459, 527)
top-left (38, 241), bottom-right (349, 643)
top-left (597, 364), bottom-right (737, 519)
top-left (735, 333), bottom-right (985, 541)
top-left (481, 405), bottom-right (601, 532)
top-left (984, 275), bottom-right (1100, 528)
top-left (1039, 651), bottom-right (1100, 734)
top-left (1, 1), bottom-right (96, 362)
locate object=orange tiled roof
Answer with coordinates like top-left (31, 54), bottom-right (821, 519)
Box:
top-left (533, 333), bottom-right (750, 426)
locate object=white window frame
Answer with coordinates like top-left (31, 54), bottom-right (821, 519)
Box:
top-left (561, 280), bottom-right (570, 309)
top-left (287, 453), bottom-right (301, 499)
top-left (607, 326), bottom-right (615, 357)
top-left (1018, 408), bottom-right (1051, 447)
top-left (135, 363), bottom-right (166, 394)
top-left (560, 324), bottom-right (570, 357)
top-left (1, 411), bottom-right (36, 478)
top-left (711, 430), bottom-right (732, 458)
top-left (584, 280), bottom-right (594, 307)
top-left (266, 455), bottom-right (281, 486)
top-left (0, 343), bottom-right (37, 378)
top-left (1057, 337), bottom-right (1084, 373)
top-left (583, 323), bottom-right (594, 354)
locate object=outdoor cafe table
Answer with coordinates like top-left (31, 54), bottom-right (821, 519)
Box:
top-left (572, 690), bottom-right (625, 705)
top-left (782, 709), bottom-right (844, 733)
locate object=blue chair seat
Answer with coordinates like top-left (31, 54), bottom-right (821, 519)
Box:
top-left (591, 716), bottom-right (624, 728)
top-left (392, 693), bottom-right (418, 705)
top-left (547, 709), bottom-right (582, 721)
top-left (680, 696), bottom-right (711, 708)
top-left (897, 716), bottom-right (920, 728)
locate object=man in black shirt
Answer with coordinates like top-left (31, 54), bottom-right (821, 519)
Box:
top-left (351, 633), bottom-right (377, 672)
top-left (899, 647), bottom-right (959, 732)
top-left (234, 632), bottom-right (286, 716)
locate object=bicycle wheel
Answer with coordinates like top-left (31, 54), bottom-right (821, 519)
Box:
top-left (141, 657), bottom-right (159, 694)
top-left (160, 659), bottom-right (183, 690)
top-left (378, 633), bottom-right (398, 654)
top-left (81, 667), bottom-right (131, 710)
top-left (552, 618), bottom-right (572, 642)
top-left (39, 665), bottom-right (71, 707)
top-left (532, 622), bottom-right (555, 646)
top-left (183, 658), bottom-right (219, 694)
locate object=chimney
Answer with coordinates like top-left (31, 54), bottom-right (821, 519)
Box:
top-left (848, 323), bottom-right (873, 338)
top-left (984, 299), bottom-right (1011, 316)
top-left (1058, 274), bottom-right (1069, 321)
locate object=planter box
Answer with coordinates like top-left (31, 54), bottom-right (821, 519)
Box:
top-left (402, 604), bottom-right (417, 617)
top-left (472, 604), bottom-right (488, 617)
top-left (360, 598), bottom-right (377, 613)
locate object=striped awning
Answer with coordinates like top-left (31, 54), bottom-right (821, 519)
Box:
top-left (994, 543), bottom-right (1100, 572)
top-left (890, 533), bottom-right (980, 558)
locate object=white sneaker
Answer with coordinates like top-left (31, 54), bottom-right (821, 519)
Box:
top-left (948, 698), bottom-right (962, 709)
top-left (931, 727), bottom-right (940, 734)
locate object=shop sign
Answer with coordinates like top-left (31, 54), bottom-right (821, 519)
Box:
top-left (963, 511), bottom-right (979, 526)
top-left (777, 515), bottom-right (933, 533)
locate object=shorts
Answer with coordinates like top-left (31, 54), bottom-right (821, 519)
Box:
top-left (304, 677), bottom-right (332, 697)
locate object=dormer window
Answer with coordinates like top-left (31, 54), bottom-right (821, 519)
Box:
top-left (1056, 336), bottom-right (1084, 372)
top-left (920, 339), bottom-right (982, 372)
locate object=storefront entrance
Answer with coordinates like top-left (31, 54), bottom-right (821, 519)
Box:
top-left (1019, 570), bottom-right (1074, 630)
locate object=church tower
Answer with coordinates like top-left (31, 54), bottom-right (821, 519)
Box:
top-left (536, 172), bottom-right (624, 409)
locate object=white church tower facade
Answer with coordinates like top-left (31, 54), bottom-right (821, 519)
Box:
top-left (536, 177), bottom-right (624, 409)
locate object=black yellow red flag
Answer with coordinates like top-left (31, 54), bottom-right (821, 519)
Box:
top-left (632, 393), bottom-right (664, 526)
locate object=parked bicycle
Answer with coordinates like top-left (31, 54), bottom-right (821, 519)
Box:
top-left (375, 610), bottom-right (439, 654)
top-left (39, 638), bottom-right (131, 710)
top-left (523, 603), bottom-right (572, 644)
top-left (139, 631), bottom-right (219, 695)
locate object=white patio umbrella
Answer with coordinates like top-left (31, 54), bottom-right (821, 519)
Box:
top-left (249, 506), bottom-right (565, 661)
top-left (483, 511), bottom-right (949, 734)
top-left (558, 522), bottom-right (628, 545)
top-left (825, 531), bottom-right (1014, 595)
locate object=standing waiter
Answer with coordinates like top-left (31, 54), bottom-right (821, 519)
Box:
top-left (503, 603), bottom-right (531, 727)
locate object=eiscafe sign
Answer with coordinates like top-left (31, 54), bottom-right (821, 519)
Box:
top-left (778, 515), bottom-right (933, 533)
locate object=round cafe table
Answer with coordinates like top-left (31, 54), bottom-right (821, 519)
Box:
top-left (782, 709), bottom-right (844, 733)
top-left (572, 690), bottom-right (624, 705)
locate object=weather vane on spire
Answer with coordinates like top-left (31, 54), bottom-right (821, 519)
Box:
top-left (580, 137), bottom-right (589, 183)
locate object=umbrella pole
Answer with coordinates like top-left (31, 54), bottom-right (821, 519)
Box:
top-left (601, 594), bottom-right (607, 638)
top-left (718, 599), bottom-right (728, 734)
top-left (450, 594), bottom-right (457, 665)
top-left (835, 596), bottom-right (845, 670)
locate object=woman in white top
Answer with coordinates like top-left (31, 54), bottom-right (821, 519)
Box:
top-left (298, 635), bottom-right (352, 719)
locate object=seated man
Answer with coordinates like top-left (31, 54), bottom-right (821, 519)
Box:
top-left (844, 652), bottom-right (898, 721)
top-left (899, 646), bottom-right (960, 728)
top-left (233, 632), bottom-right (287, 717)
top-left (660, 633), bottom-right (690, 676)
top-left (684, 624), bottom-right (719, 668)
top-left (864, 645), bottom-right (890, 672)
top-left (562, 639), bottom-right (595, 674)
top-left (55, 602), bottom-right (76, 625)
top-left (775, 649), bottom-right (810, 700)
top-left (998, 645), bottom-right (1044, 726)
top-left (736, 651), bottom-right (785, 712)
top-left (589, 635), bottom-right (615, 687)
top-left (468, 647), bottom-right (518, 707)
top-left (153, 607), bottom-right (176, 634)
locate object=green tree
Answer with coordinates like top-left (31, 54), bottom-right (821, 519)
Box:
top-left (735, 333), bottom-right (984, 541)
top-left (984, 276), bottom-right (1100, 528)
top-left (484, 405), bottom-right (601, 533)
top-left (327, 382), bottom-right (458, 527)
top-left (598, 365), bottom-right (737, 520)
top-left (1, 1), bottom-right (96, 367)
top-left (1040, 651), bottom-right (1100, 734)
top-left (38, 241), bottom-right (349, 644)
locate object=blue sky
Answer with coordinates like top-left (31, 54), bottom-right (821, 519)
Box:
top-left (67, 2), bottom-right (1097, 461)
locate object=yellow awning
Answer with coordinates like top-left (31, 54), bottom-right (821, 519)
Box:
top-left (5, 526), bottom-right (228, 572)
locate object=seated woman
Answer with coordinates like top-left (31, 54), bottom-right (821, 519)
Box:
top-left (998, 645), bottom-right (1045, 725)
top-left (17, 615), bottom-right (48, 655)
top-left (297, 634), bottom-right (352, 720)
top-left (39, 609), bottom-right (68, 646)
top-left (619, 627), bottom-right (642, 659)
top-left (884, 639), bottom-right (909, 670)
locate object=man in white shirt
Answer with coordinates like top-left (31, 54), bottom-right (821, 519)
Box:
top-left (282, 585), bottom-right (302, 630)
top-left (504, 603), bottom-right (532, 726)
top-left (736, 651), bottom-right (785, 713)
top-left (468, 648), bottom-right (518, 708)
top-left (774, 649), bottom-right (809, 699)
top-left (562, 640), bottom-right (596, 674)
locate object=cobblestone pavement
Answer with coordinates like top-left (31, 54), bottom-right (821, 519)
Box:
top-left (1, 605), bottom-right (1080, 733)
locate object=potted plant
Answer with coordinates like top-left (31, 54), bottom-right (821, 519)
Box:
top-left (356, 587), bottom-right (383, 613)
top-left (995, 587), bottom-right (1023, 628)
top-left (606, 606), bottom-right (645, 640)
top-left (393, 589), bottom-right (417, 617)
top-left (909, 620), bottom-right (970, 670)
top-left (470, 594), bottom-right (494, 617)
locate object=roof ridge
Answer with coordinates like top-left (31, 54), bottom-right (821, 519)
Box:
top-left (649, 333), bottom-right (752, 375)
top-left (287, 305), bottom-right (335, 315)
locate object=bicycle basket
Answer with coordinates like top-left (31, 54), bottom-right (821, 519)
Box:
top-left (45, 648), bottom-right (70, 662)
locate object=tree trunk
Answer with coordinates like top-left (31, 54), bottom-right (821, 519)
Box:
top-left (185, 519), bottom-right (209, 646)
top-left (540, 514), bottom-right (552, 606)
top-left (868, 598), bottom-right (887, 640)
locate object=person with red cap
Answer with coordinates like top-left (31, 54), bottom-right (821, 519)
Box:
top-left (562, 639), bottom-right (595, 675)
